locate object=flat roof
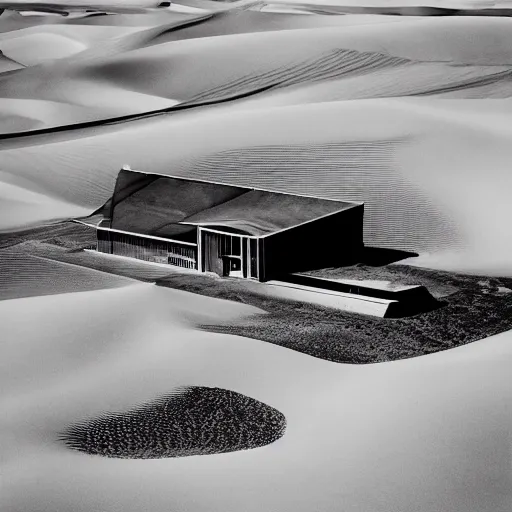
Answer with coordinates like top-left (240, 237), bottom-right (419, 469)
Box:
top-left (100, 168), bottom-right (361, 238)
top-left (298, 275), bottom-right (420, 292)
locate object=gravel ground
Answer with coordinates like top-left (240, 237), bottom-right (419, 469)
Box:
top-left (60, 387), bottom-right (286, 459)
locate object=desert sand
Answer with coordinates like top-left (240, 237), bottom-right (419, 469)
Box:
top-left (1, 2), bottom-right (511, 512)
top-left (1, 283), bottom-right (511, 512)
top-left (0, 6), bottom-right (511, 273)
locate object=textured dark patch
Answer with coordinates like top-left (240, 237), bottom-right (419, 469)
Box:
top-left (60, 387), bottom-right (286, 459)
top-left (155, 267), bottom-right (512, 364)
top-left (0, 222), bottom-right (95, 250)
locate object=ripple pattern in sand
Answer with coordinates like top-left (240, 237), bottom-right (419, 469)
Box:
top-left (185, 48), bottom-right (410, 104)
top-left (171, 139), bottom-right (464, 254)
top-left (0, 251), bottom-right (133, 301)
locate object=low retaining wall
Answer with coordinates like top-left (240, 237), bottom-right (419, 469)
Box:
top-left (246, 280), bottom-right (396, 318)
top-left (263, 275), bottom-right (441, 317)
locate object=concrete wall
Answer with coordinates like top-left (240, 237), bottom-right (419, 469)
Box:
top-left (282, 273), bottom-right (440, 317)
top-left (248, 280), bottom-right (395, 318)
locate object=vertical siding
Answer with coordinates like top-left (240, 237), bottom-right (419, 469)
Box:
top-left (96, 230), bottom-right (197, 269)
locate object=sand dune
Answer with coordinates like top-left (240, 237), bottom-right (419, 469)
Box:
top-left (1, 283), bottom-right (511, 512)
top-left (0, 12), bottom-right (511, 277)
top-left (0, 251), bottom-right (134, 300)
top-left (0, 179), bottom-right (90, 231)
top-left (0, 15), bottom-right (179, 66)
top-left (0, 92), bottom-right (178, 132)
top-left (5, 15), bottom-right (512, 100)
top-left (0, 97), bottom-right (128, 132)
top-left (137, 8), bottom-right (418, 44)
top-left (1, 96), bottom-right (511, 274)
top-left (0, 49), bottom-right (23, 71)
top-left (1, 5), bottom-right (512, 512)
top-left (0, 14), bottom-right (510, 129)
top-left (0, 31), bottom-right (87, 64)
top-left (237, 60), bottom-right (512, 107)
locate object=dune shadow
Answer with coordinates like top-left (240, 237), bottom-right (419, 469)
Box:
top-left (271, 246), bottom-right (419, 276)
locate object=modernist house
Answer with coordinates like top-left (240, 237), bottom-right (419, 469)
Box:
top-left (92, 167), bottom-right (364, 282)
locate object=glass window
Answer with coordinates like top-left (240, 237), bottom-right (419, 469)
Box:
top-left (231, 236), bottom-right (241, 255)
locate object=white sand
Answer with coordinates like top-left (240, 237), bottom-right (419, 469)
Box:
top-left (1, 6), bottom-right (511, 510)
top-left (0, 180), bottom-right (90, 231)
top-left (1, 284), bottom-right (511, 512)
top-left (0, 32), bottom-right (88, 65)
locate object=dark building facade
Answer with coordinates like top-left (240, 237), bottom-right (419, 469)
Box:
top-left (92, 168), bottom-right (364, 282)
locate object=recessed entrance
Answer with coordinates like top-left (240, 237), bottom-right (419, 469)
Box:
top-left (223, 255), bottom-right (243, 278)
top-left (201, 229), bottom-right (259, 280)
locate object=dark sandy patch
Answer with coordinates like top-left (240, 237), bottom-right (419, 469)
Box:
top-left (60, 386), bottom-right (286, 458)
top-left (0, 221), bottom-right (95, 250)
top-left (4, 222), bottom-right (511, 364)
top-left (156, 269), bottom-right (512, 364)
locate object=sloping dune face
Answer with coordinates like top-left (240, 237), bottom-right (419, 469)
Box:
top-left (0, 31), bottom-right (87, 65)
top-left (0, 50), bottom-right (23, 72)
top-left (0, 7), bottom-right (512, 273)
top-left (0, 249), bottom-right (134, 300)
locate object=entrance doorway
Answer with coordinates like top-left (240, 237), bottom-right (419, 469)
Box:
top-left (223, 255), bottom-right (243, 278)
top-left (200, 229), bottom-right (259, 280)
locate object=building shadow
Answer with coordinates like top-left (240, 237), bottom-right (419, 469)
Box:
top-left (271, 246), bottom-right (419, 277)
top-left (359, 246), bottom-right (419, 267)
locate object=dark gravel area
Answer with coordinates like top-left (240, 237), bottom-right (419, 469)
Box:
top-left (60, 387), bottom-right (286, 459)
top-left (0, 221), bottom-right (95, 250)
top-left (5, 222), bottom-right (511, 365)
top-left (157, 269), bottom-right (512, 364)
